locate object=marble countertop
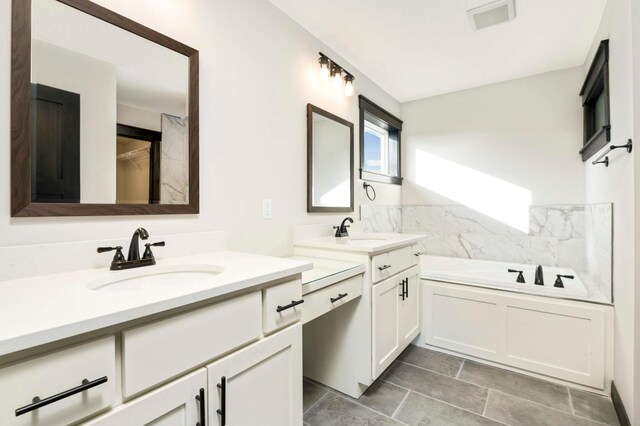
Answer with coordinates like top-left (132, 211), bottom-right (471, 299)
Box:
top-left (0, 251), bottom-right (312, 357)
top-left (294, 232), bottom-right (425, 255)
top-left (285, 256), bottom-right (365, 295)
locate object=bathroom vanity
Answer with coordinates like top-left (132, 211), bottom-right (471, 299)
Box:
top-left (0, 252), bottom-right (312, 426)
top-left (294, 232), bottom-right (424, 398)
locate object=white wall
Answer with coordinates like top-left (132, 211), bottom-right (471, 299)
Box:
top-left (0, 0), bottom-right (400, 259)
top-left (401, 67), bottom-right (585, 206)
top-left (583, 0), bottom-right (636, 420)
top-left (117, 104), bottom-right (162, 132)
top-left (31, 40), bottom-right (117, 204)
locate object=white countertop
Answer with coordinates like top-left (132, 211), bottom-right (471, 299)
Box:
top-left (0, 251), bottom-right (312, 357)
top-left (294, 232), bottom-right (425, 255)
top-left (286, 256), bottom-right (365, 295)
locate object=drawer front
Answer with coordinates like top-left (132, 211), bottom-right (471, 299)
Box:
top-left (372, 246), bottom-right (414, 283)
top-left (263, 279), bottom-right (303, 334)
top-left (122, 291), bottom-right (262, 398)
top-left (302, 274), bottom-right (363, 324)
top-left (0, 336), bottom-right (116, 426)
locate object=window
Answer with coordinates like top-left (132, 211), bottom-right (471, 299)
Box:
top-left (579, 40), bottom-right (610, 161)
top-left (359, 96), bottom-right (403, 185)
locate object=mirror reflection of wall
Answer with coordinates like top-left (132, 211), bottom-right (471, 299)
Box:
top-left (30, 0), bottom-right (190, 205)
top-left (312, 114), bottom-right (351, 207)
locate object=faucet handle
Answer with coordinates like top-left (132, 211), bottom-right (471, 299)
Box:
top-left (143, 242), bottom-right (165, 260)
top-left (97, 246), bottom-right (125, 262)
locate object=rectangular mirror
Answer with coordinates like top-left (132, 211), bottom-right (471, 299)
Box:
top-left (307, 104), bottom-right (354, 213)
top-left (11, 0), bottom-right (199, 216)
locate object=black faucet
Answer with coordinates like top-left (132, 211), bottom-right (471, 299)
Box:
top-left (98, 227), bottom-right (164, 271)
top-left (534, 265), bottom-right (544, 285)
top-left (127, 227), bottom-right (149, 261)
top-left (508, 269), bottom-right (526, 283)
top-left (334, 217), bottom-right (354, 238)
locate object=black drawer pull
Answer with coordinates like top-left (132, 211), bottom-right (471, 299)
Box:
top-left (414, 252), bottom-right (425, 256)
top-left (217, 376), bottom-right (226, 425)
top-left (399, 281), bottom-right (405, 301)
top-left (276, 299), bottom-right (304, 313)
top-left (404, 278), bottom-right (409, 298)
top-left (196, 387), bottom-right (206, 426)
top-left (378, 264), bottom-right (392, 271)
top-left (330, 293), bottom-right (348, 303)
top-left (15, 376), bottom-right (108, 417)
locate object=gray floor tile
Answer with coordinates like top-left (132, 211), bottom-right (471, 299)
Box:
top-left (570, 389), bottom-right (621, 425)
top-left (384, 361), bottom-right (489, 414)
top-left (305, 392), bottom-right (402, 426)
top-left (352, 379), bottom-right (409, 416)
top-left (459, 361), bottom-right (571, 412)
top-left (395, 392), bottom-right (503, 426)
top-left (485, 391), bottom-right (604, 426)
top-left (304, 379), bottom-right (328, 413)
top-left (398, 345), bottom-right (464, 377)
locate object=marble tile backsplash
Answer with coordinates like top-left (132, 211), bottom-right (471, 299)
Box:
top-left (361, 203), bottom-right (612, 300)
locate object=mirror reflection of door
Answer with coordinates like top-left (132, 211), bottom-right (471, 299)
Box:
top-left (116, 125), bottom-right (161, 204)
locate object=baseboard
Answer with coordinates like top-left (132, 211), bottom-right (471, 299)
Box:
top-left (611, 381), bottom-right (631, 426)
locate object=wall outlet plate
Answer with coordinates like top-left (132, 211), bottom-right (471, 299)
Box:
top-left (262, 199), bottom-right (272, 219)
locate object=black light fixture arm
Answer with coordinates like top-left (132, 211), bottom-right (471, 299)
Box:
top-left (319, 52), bottom-right (355, 80)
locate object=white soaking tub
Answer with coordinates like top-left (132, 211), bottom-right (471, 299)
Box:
top-left (421, 255), bottom-right (589, 300)
top-left (419, 255), bottom-right (613, 392)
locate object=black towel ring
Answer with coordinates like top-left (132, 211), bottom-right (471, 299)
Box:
top-left (363, 182), bottom-right (376, 201)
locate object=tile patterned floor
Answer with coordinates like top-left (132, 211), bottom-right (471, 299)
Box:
top-left (303, 345), bottom-right (621, 426)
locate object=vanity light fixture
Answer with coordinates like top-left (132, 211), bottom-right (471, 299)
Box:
top-left (344, 75), bottom-right (355, 97)
top-left (319, 55), bottom-right (330, 81)
top-left (318, 52), bottom-right (355, 97)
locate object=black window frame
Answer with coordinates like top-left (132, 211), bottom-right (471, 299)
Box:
top-left (359, 95), bottom-right (403, 185)
top-left (579, 40), bottom-right (611, 161)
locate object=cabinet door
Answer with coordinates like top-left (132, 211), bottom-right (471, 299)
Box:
top-left (84, 369), bottom-right (206, 426)
top-left (207, 324), bottom-right (302, 426)
top-left (399, 272), bottom-right (420, 347)
top-left (372, 275), bottom-right (402, 378)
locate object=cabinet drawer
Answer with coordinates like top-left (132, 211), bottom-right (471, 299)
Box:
top-left (0, 336), bottom-right (115, 426)
top-left (372, 246), bottom-right (414, 283)
top-left (122, 291), bottom-right (262, 398)
top-left (302, 274), bottom-right (363, 324)
top-left (263, 278), bottom-right (303, 334)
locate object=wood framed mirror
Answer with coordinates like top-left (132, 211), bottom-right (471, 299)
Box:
top-left (307, 104), bottom-right (354, 213)
top-left (11, 0), bottom-right (199, 217)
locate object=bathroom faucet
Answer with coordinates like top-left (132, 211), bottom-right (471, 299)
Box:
top-left (98, 227), bottom-right (164, 271)
top-left (534, 265), bottom-right (544, 285)
top-left (334, 217), bottom-right (354, 238)
top-left (127, 227), bottom-right (149, 261)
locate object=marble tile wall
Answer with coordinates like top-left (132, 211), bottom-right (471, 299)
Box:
top-left (360, 203), bottom-right (612, 300)
top-left (161, 114), bottom-right (189, 204)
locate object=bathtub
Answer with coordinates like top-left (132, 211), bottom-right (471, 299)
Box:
top-left (420, 255), bottom-right (589, 300)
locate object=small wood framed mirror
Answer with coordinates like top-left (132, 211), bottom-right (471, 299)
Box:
top-left (11, 0), bottom-right (199, 216)
top-left (307, 104), bottom-right (354, 213)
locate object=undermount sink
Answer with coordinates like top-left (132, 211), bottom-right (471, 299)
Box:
top-left (86, 264), bottom-right (224, 292)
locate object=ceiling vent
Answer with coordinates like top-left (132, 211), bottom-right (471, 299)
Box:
top-left (467, 0), bottom-right (516, 30)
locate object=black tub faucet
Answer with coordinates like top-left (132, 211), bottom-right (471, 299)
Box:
top-left (554, 274), bottom-right (574, 288)
top-left (128, 227), bottom-right (150, 261)
top-left (334, 217), bottom-right (354, 237)
top-left (508, 269), bottom-right (525, 283)
top-left (534, 265), bottom-right (544, 285)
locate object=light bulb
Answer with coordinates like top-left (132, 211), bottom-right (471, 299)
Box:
top-left (332, 68), bottom-right (343, 88)
top-left (320, 63), bottom-right (330, 81)
top-left (344, 75), bottom-right (354, 96)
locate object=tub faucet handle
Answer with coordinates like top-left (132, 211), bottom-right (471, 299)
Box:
top-left (554, 274), bottom-right (574, 288)
top-left (508, 269), bottom-right (525, 284)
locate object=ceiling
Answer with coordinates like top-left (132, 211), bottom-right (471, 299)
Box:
top-left (268, 0), bottom-right (608, 102)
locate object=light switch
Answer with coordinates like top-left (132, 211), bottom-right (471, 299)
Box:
top-left (262, 199), bottom-right (273, 219)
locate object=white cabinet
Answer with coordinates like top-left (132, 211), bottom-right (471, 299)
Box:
top-left (85, 369), bottom-right (206, 426)
top-left (372, 265), bottom-right (420, 378)
top-left (207, 324), bottom-right (302, 426)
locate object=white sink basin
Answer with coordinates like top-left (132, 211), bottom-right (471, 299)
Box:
top-left (86, 264), bottom-right (224, 292)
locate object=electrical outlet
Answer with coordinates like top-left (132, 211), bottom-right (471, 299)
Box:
top-left (262, 199), bottom-right (272, 219)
